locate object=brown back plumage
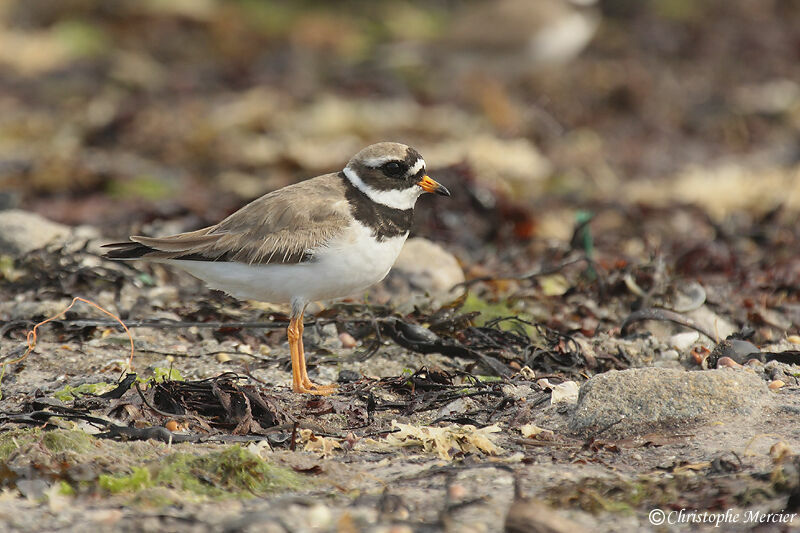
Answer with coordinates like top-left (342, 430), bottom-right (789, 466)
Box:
top-left (103, 173), bottom-right (351, 265)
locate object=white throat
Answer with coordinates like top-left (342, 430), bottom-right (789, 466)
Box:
top-left (343, 167), bottom-right (422, 210)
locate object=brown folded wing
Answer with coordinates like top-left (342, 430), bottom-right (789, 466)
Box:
top-left (103, 173), bottom-right (351, 265)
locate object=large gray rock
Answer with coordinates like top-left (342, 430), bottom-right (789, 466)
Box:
top-left (372, 237), bottom-right (464, 307)
top-left (392, 238), bottom-right (464, 292)
top-left (570, 367), bottom-right (768, 438)
top-left (0, 209), bottom-right (71, 256)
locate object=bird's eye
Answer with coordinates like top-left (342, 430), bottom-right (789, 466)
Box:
top-left (382, 161), bottom-right (405, 178)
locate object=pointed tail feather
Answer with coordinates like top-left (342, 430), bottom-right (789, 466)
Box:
top-left (101, 241), bottom-right (155, 260)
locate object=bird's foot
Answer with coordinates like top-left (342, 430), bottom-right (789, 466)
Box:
top-left (294, 381), bottom-right (338, 395)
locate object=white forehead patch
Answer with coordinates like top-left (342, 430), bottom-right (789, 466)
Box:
top-left (343, 167), bottom-right (422, 210)
top-left (362, 156), bottom-right (394, 168)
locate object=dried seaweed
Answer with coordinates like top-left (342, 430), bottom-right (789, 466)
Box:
top-left (150, 373), bottom-right (284, 435)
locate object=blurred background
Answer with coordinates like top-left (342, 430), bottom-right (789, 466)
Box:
top-left (1, 0), bottom-right (799, 272)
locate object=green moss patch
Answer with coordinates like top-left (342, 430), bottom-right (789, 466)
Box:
top-left (41, 428), bottom-right (96, 454)
top-left (100, 466), bottom-right (152, 493)
top-left (3, 429), bottom-right (304, 504)
top-left (0, 428), bottom-right (41, 462)
top-left (100, 446), bottom-right (302, 500)
top-left (152, 366), bottom-right (183, 382)
top-left (459, 293), bottom-right (539, 337)
top-left (1, 427), bottom-right (97, 461)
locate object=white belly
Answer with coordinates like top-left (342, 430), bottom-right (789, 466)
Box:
top-left (166, 222), bottom-right (408, 305)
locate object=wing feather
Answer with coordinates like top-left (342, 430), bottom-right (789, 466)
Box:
top-left (103, 173), bottom-right (351, 265)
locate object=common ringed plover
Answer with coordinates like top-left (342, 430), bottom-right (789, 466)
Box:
top-left (104, 142), bottom-right (450, 394)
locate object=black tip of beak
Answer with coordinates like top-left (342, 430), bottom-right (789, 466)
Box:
top-left (436, 184), bottom-right (451, 197)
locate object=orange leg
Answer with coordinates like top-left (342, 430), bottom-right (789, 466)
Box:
top-left (287, 313), bottom-right (336, 395)
top-left (287, 316), bottom-right (304, 392)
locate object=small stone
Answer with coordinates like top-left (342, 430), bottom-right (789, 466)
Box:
top-left (320, 323), bottom-right (338, 339)
top-left (337, 370), bottom-right (360, 383)
top-left (16, 478), bottom-right (50, 500)
top-left (686, 306), bottom-right (737, 340)
top-left (307, 504), bottom-right (332, 529)
top-left (788, 335), bottom-right (800, 345)
top-left (259, 345), bottom-right (271, 355)
top-left (339, 332), bottom-right (357, 348)
top-left (669, 331), bottom-right (700, 351)
top-left (502, 384), bottom-right (532, 400)
top-left (237, 344), bottom-right (253, 355)
top-left (216, 353), bottom-right (232, 363)
top-left (0, 209), bottom-right (71, 256)
top-left (769, 380), bottom-right (786, 390)
top-left (435, 397), bottom-right (478, 420)
top-left (717, 356), bottom-right (742, 368)
top-left (448, 483), bottom-right (467, 500)
top-left (660, 349), bottom-right (680, 362)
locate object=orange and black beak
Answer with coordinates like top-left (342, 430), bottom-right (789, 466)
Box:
top-left (417, 175), bottom-right (451, 197)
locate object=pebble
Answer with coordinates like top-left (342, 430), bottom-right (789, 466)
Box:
top-left (769, 380), bottom-right (786, 390)
top-left (339, 332), bottom-right (357, 348)
top-left (337, 370), bottom-right (360, 383)
top-left (660, 349), bottom-right (680, 362)
top-left (306, 504), bottom-right (332, 529)
top-left (669, 331), bottom-right (700, 351)
top-left (0, 209), bottom-right (71, 256)
top-left (435, 397), bottom-right (478, 420)
top-left (448, 483), bottom-right (467, 499)
top-left (502, 384), bottom-right (532, 400)
top-left (717, 356), bottom-right (742, 368)
top-left (686, 306), bottom-right (737, 341)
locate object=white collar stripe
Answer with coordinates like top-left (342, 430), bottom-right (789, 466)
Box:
top-left (343, 167), bottom-right (421, 210)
